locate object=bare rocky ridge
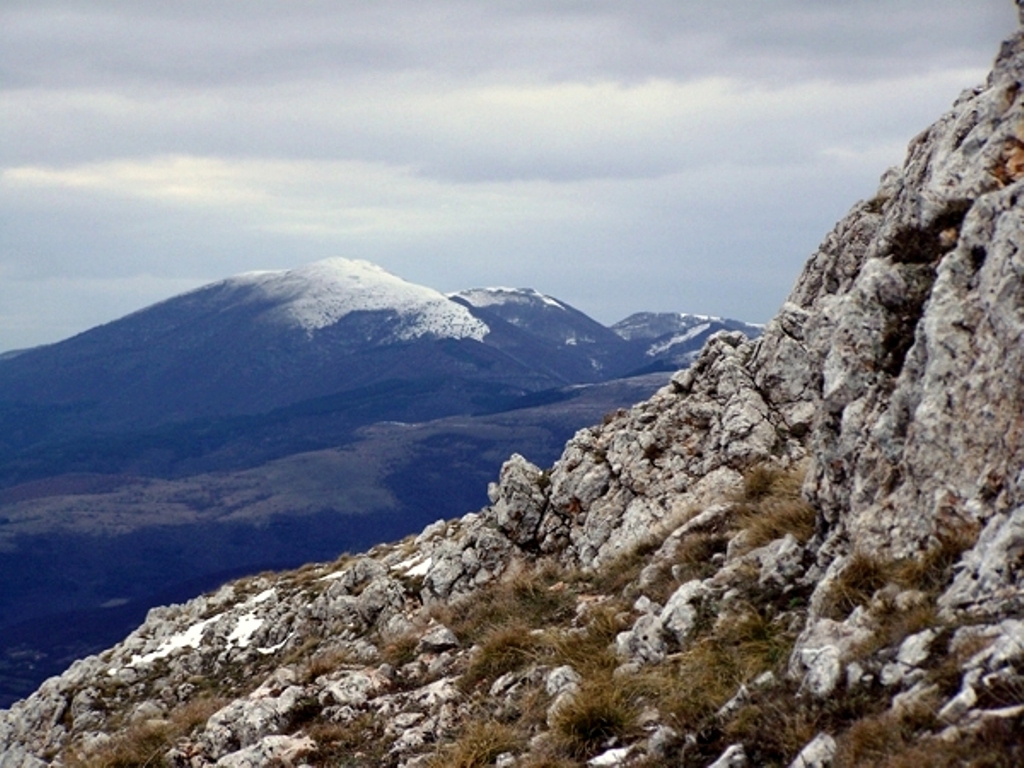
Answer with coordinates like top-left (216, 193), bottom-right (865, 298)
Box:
top-left (4, 10), bottom-right (1024, 768)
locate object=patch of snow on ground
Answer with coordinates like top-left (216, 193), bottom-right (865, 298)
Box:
top-left (391, 555), bottom-right (432, 578)
top-left (226, 258), bottom-right (489, 341)
top-left (258, 636), bottom-right (291, 656)
top-left (250, 589), bottom-right (275, 605)
top-left (588, 746), bottom-right (632, 766)
top-left (405, 558), bottom-right (433, 578)
top-left (228, 614), bottom-right (264, 649)
top-left (681, 313), bottom-right (718, 323)
top-left (128, 616), bottom-right (221, 666)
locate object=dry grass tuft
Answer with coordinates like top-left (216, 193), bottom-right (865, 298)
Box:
top-left (460, 621), bottom-right (543, 692)
top-left (544, 603), bottom-right (625, 680)
top-left (715, 608), bottom-right (794, 675)
top-left (738, 495), bottom-right (817, 551)
top-left (301, 646), bottom-right (356, 682)
top-left (819, 552), bottom-right (892, 620)
top-left (732, 462), bottom-right (816, 555)
top-left (629, 606), bottom-right (795, 735)
top-left (428, 721), bottom-right (520, 768)
top-left (832, 697), bottom-right (949, 768)
top-left (305, 713), bottom-right (390, 766)
top-left (549, 679), bottom-right (639, 759)
top-left (587, 540), bottom-right (662, 598)
top-left (892, 520), bottom-right (980, 595)
top-left (519, 758), bottom-right (579, 768)
top-left (280, 634), bottom-right (323, 669)
top-left (67, 696), bottom-right (227, 768)
top-left (822, 518), bottom-right (979, 622)
top-left (380, 631), bottom-right (420, 667)
top-left (721, 696), bottom-right (818, 766)
top-left (438, 563), bottom-right (576, 646)
top-left (643, 531), bottom-right (729, 605)
top-left (72, 722), bottom-right (172, 768)
top-left (742, 463), bottom-right (786, 500)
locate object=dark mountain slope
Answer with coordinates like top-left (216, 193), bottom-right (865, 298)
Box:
top-left (453, 287), bottom-right (641, 378)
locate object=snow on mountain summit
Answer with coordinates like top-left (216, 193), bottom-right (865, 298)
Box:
top-left (610, 312), bottom-right (723, 341)
top-left (452, 287), bottom-right (568, 312)
top-left (226, 258), bottom-right (489, 342)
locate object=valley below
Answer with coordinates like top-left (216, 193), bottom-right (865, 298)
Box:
top-left (0, 373), bottom-right (669, 706)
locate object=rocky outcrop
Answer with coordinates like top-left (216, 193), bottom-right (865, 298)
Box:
top-left (3, 7), bottom-right (1024, 768)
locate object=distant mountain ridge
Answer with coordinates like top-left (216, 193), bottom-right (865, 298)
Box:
top-left (0, 258), bottom-right (761, 707)
top-left (0, 259), bottom-right (760, 440)
top-left (450, 286), bottom-right (636, 380)
top-left (612, 311), bottom-right (764, 371)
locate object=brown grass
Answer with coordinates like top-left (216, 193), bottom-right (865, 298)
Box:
top-left (742, 464), bottom-right (786, 500)
top-left (380, 631), bottom-right (420, 667)
top-left (832, 698), bottom-right (946, 768)
top-left (628, 606), bottom-right (794, 736)
top-left (868, 722), bottom-right (1024, 768)
top-left (819, 552), bottom-right (892, 620)
top-left (290, 560), bottom-right (331, 588)
top-left (851, 601), bottom-right (938, 661)
top-left (544, 602), bottom-right (625, 680)
top-left (738, 495), bottom-right (817, 550)
top-left (731, 462), bottom-right (816, 555)
top-left (428, 721), bottom-right (521, 768)
top-left (305, 714), bottom-right (391, 767)
top-left (715, 608), bottom-right (794, 675)
top-left (518, 757), bottom-right (579, 768)
top-left (300, 646), bottom-right (357, 682)
top-left (67, 696), bottom-right (227, 768)
top-left (821, 519), bottom-right (979, 622)
top-left (280, 634), bottom-right (323, 668)
top-left (437, 564), bottom-right (577, 646)
top-left (893, 521), bottom-right (980, 594)
top-left (71, 722), bottom-right (172, 768)
top-left (642, 531), bottom-right (729, 605)
top-left (460, 621), bottom-right (544, 692)
top-left (549, 679), bottom-right (640, 759)
top-left (721, 696), bottom-right (818, 766)
top-left (586, 538), bottom-right (663, 598)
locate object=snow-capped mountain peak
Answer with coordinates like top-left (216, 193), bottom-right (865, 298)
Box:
top-left (450, 286), bottom-right (568, 312)
top-left (226, 258), bottom-right (489, 341)
top-left (610, 311), bottom-right (725, 341)
top-left (450, 286), bottom-right (628, 357)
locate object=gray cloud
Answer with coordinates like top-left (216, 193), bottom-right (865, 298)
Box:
top-left (2, 1), bottom-right (1012, 86)
top-left (0, 0), bottom-right (1017, 351)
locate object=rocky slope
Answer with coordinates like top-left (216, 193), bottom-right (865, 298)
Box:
top-left (4, 9), bottom-right (1024, 768)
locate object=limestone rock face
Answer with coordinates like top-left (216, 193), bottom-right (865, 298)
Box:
top-left (749, 22), bottom-right (1024, 697)
top-left (490, 453), bottom-right (549, 546)
top-left (754, 28), bottom-right (1024, 634)
top-left (539, 329), bottom-right (794, 570)
top-left (3, 9), bottom-right (1024, 768)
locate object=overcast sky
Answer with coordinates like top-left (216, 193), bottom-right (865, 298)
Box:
top-left (0, 1), bottom-right (1018, 352)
